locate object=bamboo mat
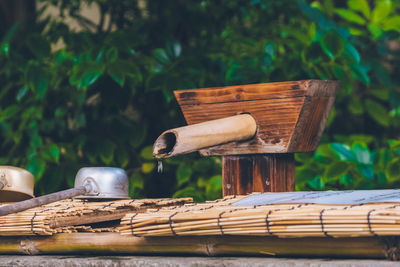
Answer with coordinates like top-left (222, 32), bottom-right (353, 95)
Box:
top-left (0, 197), bottom-right (192, 236)
top-left (119, 195), bottom-right (400, 238)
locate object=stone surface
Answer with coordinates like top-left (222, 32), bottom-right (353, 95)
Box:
top-left (0, 256), bottom-right (399, 267)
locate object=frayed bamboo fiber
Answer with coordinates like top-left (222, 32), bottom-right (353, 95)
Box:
top-left (119, 199), bottom-right (400, 238)
top-left (0, 197), bottom-right (192, 236)
top-left (0, 232), bottom-right (396, 260)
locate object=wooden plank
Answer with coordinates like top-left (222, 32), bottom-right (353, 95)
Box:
top-left (174, 80), bottom-right (337, 106)
top-left (222, 154), bottom-right (295, 196)
top-left (288, 96), bottom-right (336, 152)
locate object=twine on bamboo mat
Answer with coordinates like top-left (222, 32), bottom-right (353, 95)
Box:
top-left (319, 209), bottom-right (331, 238)
top-left (367, 209), bottom-right (377, 237)
top-left (30, 212), bottom-right (39, 235)
top-left (169, 212), bottom-right (178, 236)
top-left (217, 211), bottom-right (226, 235)
top-left (265, 210), bottom-right (273, 236)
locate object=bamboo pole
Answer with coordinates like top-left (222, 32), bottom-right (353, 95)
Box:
top-left (0, 232), bottom-right (391, 259)
top-left (153, 114), bottom-right (257, 158)
top-left (0, 185), bottom-right (90, 216)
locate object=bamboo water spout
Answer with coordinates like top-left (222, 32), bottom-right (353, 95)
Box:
top-left (155, 80), bottom-right (338, 196)
top-left (153, 114), bottom-right (257, 159)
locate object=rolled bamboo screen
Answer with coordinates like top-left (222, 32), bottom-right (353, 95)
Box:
top-left (120, 197), bottom-right (400, 238)
top-left (0, 197), bottom-right (192, 236)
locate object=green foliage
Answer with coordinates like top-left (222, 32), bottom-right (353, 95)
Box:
top-left (293, 0), bottom-right (400, 191)
top-left (0, 0), bottom-right (399, 200)
top-left (296, 138), bottom-right (400, 190)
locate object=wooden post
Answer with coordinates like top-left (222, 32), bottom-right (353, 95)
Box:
top-left (222, 154), bottom-right (294, 196)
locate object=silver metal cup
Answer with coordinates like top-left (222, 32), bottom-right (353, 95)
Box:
top-left (74, 167), bottom-right (129, 199)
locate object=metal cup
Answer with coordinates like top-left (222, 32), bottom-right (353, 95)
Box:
top-left (74, 167), bottom-right (129, 199)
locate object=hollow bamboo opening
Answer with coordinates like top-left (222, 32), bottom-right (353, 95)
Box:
top-left (153, 114), bottom-right (257, 159)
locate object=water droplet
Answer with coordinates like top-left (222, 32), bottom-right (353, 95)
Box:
top-left (157, 160), bottom-right (163, 173)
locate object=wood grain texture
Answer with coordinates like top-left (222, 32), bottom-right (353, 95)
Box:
top-left (222, 154), bottom-right (295, 196)
top-left (174, 80), bottom-right (339, 156)
top-left (288, 96), bottom-right (336, 151)
top-left (181, 97), bottom-right (304, 155)
top-left (175, 80), bottom-right (337, 105)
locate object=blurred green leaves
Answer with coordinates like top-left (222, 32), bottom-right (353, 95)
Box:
top-left (371, 0), bottom-right (392, 25)
top-left (26, 34), bottom-right (50, 59)
top-left (177, 163), bottom-right (192, 186)
top-left (348, 0), bottom-right (370, 19)
top-left (335, 9), bottom-right (365, 25)
top-left (387, 158), bottom-right (400, 182)
top-left (26, 64), bottom-right (48, 99)
top-left (320, 31), bottom-right (344, 59)
top-left (297, 137), bottom-right (400, 191)
top-left (69, 60), bottom-right (104, 89)
top-left (365, 99), bottom-right (390, 127)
